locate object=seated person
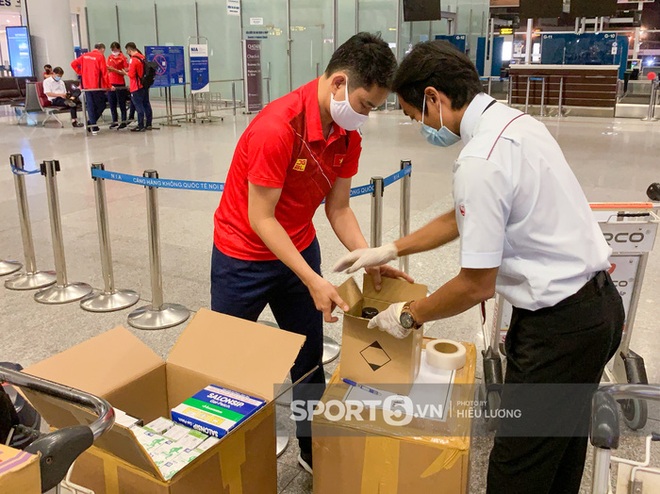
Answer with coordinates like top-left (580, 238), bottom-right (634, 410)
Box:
top-left (42, 67), bottom-right (83, 128)
top-left (43, 64), bottom-right (52, 79)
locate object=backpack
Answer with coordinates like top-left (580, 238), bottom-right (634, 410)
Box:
top-left (139, 57), bottom-right (158, 89)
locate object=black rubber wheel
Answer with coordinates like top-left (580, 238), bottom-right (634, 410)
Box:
top-left (620, 398), bottom-right (648, 431)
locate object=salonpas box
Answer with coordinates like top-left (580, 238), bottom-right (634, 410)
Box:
top-left (171, 385), bottom-right (266, 438)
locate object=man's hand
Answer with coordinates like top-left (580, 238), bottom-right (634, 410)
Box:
top-left (365, 265), bottom-right (414, 291)
top-left (306, 275), bottom-right (349, 323)
top-left (367, 302), bottom-right (411, 339)
top-left (333, 243), bottom-right (399, 274)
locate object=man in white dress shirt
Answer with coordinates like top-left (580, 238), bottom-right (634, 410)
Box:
top-left (42, 66), bottom-right (83, 127)
top-left (334, 41), bottom-right (624, 493)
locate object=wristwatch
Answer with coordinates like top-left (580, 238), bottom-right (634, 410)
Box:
top-left (399, 301), bottom-right (421, 330)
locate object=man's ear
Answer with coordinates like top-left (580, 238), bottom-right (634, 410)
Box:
top-left (330, 73), bottom-right (347, 93)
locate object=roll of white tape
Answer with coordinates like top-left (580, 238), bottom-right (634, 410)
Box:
top-left (426, 339), bottom-right (467, 371)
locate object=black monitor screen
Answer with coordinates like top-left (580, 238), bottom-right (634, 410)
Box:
top-left (519, 0), bottom-right (563, 20)
top-left (403, 0), bottom-right (442, 22)
top-left (570, 0), bottom-right (618, 18)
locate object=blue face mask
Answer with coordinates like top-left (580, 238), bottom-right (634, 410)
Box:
top-left (419, 95), bottom-right (461, 147)
top-left (54, 76), bottom-right (61, 82)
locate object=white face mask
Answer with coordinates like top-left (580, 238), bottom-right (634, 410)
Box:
top-left (112, 51), bottom-right (120, 56)
top-left (330, 77), bottom-right (368, 131)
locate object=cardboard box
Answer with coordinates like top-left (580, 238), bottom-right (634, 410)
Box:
top-left (23, 308), bottom-right (305, 494)
top-left (0, 444), bottom-right (40, 494)
top-left (337, 275), bottom-right (428, 394)
top-left (312, 341), bottom-right (477, 494)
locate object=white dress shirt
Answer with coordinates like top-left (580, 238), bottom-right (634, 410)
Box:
top-left (453, 93), bottom-right (611, 310)
top-left (43, 76), bottom-right (66, 102)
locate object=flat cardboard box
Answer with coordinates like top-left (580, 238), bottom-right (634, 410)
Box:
top-left (23, 308), bottom-right (305, 494)
top-left (337, 275), bottom-right (428, 394)
top-left (312, 340), bottom-right (477, 494)
top-left (0, 443), bottom-right (40, 494)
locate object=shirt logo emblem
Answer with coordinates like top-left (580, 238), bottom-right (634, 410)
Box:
top-left (333, 154), bottom-right (346, 168)
top-left (459, 204), bottom-right (466, 217)
top-left (293, 159), bottom-right (307, 172)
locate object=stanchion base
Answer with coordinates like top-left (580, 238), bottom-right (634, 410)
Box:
top-left (322, 335), bottom-right (341, 365)
top-left (34, 282), bottom-right (93, 304)
top-left (276, 434), bottom-right (290, 458)
top-left (5, 271), bottom-right (56, 290)
top-left (80, 289), bottom-right (140, 313)
top-left (642, 117), bottom-right (658, 122)
top-left (127, 303), bottom-right (190, 330)
top-left (0, 260), bottom-right (22, 276)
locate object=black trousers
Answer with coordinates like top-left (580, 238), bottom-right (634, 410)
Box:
top-left (210, 238), bottom-right (325, 456)
top-left (85, 91), bottom-right (107, 125)
top-left (487, 271), bottom-right (624, 494)
top-left (50, 97), bottom-right (77, 119)
top-left (108, 84), bottom-right (128, 123)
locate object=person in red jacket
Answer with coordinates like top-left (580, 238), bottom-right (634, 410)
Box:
top-left (125, 42), bottom-right (153, 132)
top-left (71, 43), bottom-right (111, 135)
top-left (107, 42), bottom-right (129, 129)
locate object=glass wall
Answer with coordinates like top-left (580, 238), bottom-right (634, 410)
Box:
top-left (85, 0), bottom-right (490, 103)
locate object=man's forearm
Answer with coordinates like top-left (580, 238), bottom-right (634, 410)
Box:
top-left (252, 217), bottom-right (319, 286)
top-left (395, 209), bottom-right (459, 256)
top-left (326, 206), bottom-right (369, 252)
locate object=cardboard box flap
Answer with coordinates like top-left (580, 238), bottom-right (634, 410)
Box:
top-left (167, 309), bottom-right (305, 402)
top-left (336, 276), bottom-right (363, 310)
top-left (362, 274), bottom-right (428, 304)
top-left (22, 392), bottom-right (161, 478)
top-left (24, 326), bottom-right (164, 398)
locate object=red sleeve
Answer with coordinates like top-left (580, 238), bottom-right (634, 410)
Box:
top-left (70, 56), bottom-right (82, 75)
top-left (337, 131), bottom-right (362, 179)
top-left (98, 55), bottom-right (110, 88)
top-left (128, 58), bottom-right (137, 80)
top-left (246, 119), bottom-right (295, 189)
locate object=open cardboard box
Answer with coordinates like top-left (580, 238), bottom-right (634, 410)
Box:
top-left (312, 339), bottom-right (477, 494)
top-left (0, 443), bottom-right (40, 494)
top-left (23, 308), bottom-right (305, 494)
top-left (337, 275), bottom-right (428, 395)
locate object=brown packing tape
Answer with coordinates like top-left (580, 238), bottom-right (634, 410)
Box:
top-left (103, 458), bottom-right (120, 492)
top-left (360, 437), bottom-right (400, 494)
top-left (420, 448), bottom-right (468, 478)
top-left (219, 430), bottom-right (246, 494)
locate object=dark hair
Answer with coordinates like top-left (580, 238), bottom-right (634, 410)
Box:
top-left (393, 41), bottom-right (482, 112)
top-left (53, 66), bottom-right (64, 75)
top-left (110, 41), bottom-right (121, 50)
top-left (324, 32), bottom-right (397, 90)
top-left (43, 64), bottom-right (52, 71)
top-left (94, 43), bottom-right (105, 50)
top-left (125, 42), bottom-right (140, 54)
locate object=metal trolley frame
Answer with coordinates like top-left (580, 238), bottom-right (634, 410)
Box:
top-left (480, 202), bottom-right (659, 431)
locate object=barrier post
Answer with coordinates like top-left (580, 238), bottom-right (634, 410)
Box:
top-left (232, 81), bottom-right (237, 116)
top-left (370, 176), bottom-right (384, 248)
top-left (524, 76), bottom-right (531, 113)
top-left (558, 77), bottom-right (565, 118)
top-left (642, 79), bottom-right (658, 122)
top-left (34, 160), bottom-right (93, 304)
top-left (540, 77), bottom-right (546, 117)
top-left (0, 259), bottom-right (21, 276)
top-left (399, 161), bottom-right (411, 274)
top-left (127, 170), bottom-right (190, 330)
top-left (80, 163), bottom-right (140, 312)
top-left (5, 155), bottom-right (56, 290)
top-left (507, 75), bottom-right (513, 106)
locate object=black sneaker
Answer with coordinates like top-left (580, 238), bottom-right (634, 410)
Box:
top-left (145, 125), bottom-right (153, 130)
top-left (109, 122), bottom-right (119, 129)
top-left (130, 127), bottom-right (146, 132)
top-left (297, 451), bottom-right (312, 474)
top-left (117, 122), bottom-right (127, 130)
top-left (91, 126), bottom-right (100, 135)
top-left (72, 121), bottom-right (83, 128)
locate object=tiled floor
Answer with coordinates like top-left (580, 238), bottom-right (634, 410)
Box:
top-left (1, 103), bottom-right (659, 493)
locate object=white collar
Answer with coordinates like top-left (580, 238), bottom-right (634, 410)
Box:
top-left (459, 93), bottom-right (496, 145)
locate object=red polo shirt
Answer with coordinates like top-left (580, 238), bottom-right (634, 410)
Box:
top-left (127, 53), bottom-right (145, 93)
top-left (70, 49), bottom-right (110, 90)
top-left (214, 78), bottom-right (362, 261)
top-left (107, 53), bottom-right (127, 86)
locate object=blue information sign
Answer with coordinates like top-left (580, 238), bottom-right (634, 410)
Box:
top-left (541, 33), bottom-right (619, 66)
top-left (189, 44), bottom-right (210, 93)
top-left (144, 46), bottom-right (186, 88)
top-left (6, 26), bottom-right (34, 78)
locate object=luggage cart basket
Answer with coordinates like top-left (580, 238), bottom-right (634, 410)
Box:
top-left (480, 202), bottom-right (659, 432)
top-left (0, 364), bottom-right (115, 493)
top-left (590, 384), bottom-right (660, 494)
top-left (591, 202), bottom-right (659, 431)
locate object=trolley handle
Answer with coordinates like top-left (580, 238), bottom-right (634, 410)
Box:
top-left (0, 365), bottom-right (114, 440)
top-left (590, 384), bottom-right (660, 450)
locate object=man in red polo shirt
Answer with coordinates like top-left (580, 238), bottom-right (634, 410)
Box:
top-left (71, 43), bottom-right (110, 135)
top-left (211, 33), bottom-right (409, 473)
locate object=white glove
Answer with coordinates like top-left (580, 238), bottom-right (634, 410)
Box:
top-left (367, 302), bottom-right (411, 339)
top-left (333, 243), bottom-right (399, 274)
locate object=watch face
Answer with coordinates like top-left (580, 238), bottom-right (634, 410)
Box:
top-left (400, 311), bottom-right (414, 330)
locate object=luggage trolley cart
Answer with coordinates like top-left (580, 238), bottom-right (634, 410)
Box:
top-left (590, 384), bottom-right (660, 494)
top-left (0, 364), bottom-right (115, 493)
top-left (479, 202), bottom-right (659, 432)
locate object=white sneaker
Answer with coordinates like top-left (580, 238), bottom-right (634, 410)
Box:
top-left (297, 453), bottom-right (313, 474)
